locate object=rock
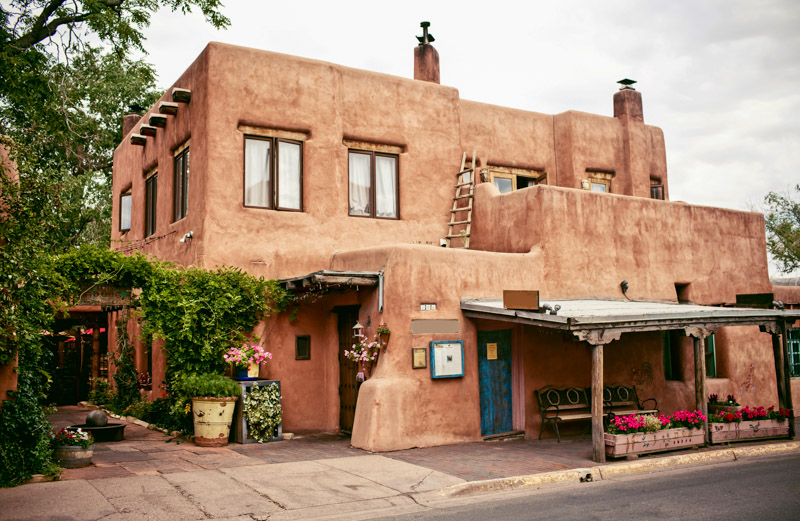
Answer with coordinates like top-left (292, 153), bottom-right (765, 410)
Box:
top-left (86, 409), bottom-right (109, 427)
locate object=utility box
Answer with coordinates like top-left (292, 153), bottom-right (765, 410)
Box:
top-left (231, 379), bottom-right (282, 444)
top-left (503, 290), bottom-right (540, 311)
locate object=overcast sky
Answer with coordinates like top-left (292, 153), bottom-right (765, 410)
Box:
top-left (140, 0), bottom-right (799, 271)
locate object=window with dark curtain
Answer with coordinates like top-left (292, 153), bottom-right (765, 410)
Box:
top-left (174, 148), bottom-right (189, 221)
top-left (145, 173), bottom-right (158, 237)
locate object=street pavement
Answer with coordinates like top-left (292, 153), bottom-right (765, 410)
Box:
top-left (0, 407), bottom-right (798, 521)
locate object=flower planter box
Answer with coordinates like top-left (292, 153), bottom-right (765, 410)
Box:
top-left (605, 427), bottom-right (704, 458)
top-left (709, 419), bottom-right (789, 444)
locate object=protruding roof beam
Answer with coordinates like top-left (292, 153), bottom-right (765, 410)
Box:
top-left (130, 134), bottom-right (147, 146)
top-left (158, 102), bottom-right (179, 115)
top-left (149, 114), bottom-right (167, 128)
top-left (139, 125), bottom-right (157, 137)
top-left (172, 88), bottom-right (192, 103)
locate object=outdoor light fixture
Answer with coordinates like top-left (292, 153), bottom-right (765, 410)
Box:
top-left (179, 231), bottom-right (193, 243)
top-left (617, 78), bottom-right (637, 90)
top-left (352, 321), bottom-right (364, 336)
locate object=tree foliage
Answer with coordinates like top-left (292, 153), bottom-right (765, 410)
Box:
top-left (764, 185), bottom-right (800, 274)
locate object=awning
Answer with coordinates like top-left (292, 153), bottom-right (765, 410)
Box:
top-left (279, 270), bottom-right (384, 311)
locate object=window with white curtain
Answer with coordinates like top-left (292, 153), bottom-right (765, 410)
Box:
top-left (348, 150), bottom-right (398, 219)
top-left (119, 191), bottom-right (131, 232)
top-left (244, 136), bottom-right (302, 211)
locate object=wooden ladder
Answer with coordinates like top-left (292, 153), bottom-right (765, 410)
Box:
top-left (446, 150), bottom-right (476, 248)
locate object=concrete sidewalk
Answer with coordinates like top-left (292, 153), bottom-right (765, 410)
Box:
top-left (1, 407), bottom-right (798, 521)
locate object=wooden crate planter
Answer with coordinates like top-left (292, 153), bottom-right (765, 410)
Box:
top-left (605, 428), bottom-right (704, 458)
top-left (709, 420), bottom-right (789, 444)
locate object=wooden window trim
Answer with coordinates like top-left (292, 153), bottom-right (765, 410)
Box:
top-left (295, 335), bottom-right (311, 360)
top-left (119, 191), bottom-right (132, 232)
top-left (243, 135), bottom-right (304, 212)
top-left (144, 172), bottom-right (158, 237)
top-left (173, 147), bottom-right (189, 222)
top-left (487, 166), bottom-right (546, 192)
top-left (347, 148), bottom-right (399, 220)
top-left (788, 328), bottom-right (800, 378)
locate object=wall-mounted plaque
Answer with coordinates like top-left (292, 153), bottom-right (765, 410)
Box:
top-left (430, 340), bottom-right (464, 378)
top-left (412, 347), bottom-right (427, 369)
top-left (486, 342), bottom-right (498, 360)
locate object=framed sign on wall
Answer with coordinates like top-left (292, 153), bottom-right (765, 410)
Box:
top-left (430, 340), bottom-right (464, 378)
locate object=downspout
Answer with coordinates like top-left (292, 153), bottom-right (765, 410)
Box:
top-left (378, 271), bottom-right (384, 313)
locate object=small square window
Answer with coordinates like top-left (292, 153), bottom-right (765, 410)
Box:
top-left (295, 335), bottom-right (310, 360)
top-left (585, 171), bottom-right (613, 193)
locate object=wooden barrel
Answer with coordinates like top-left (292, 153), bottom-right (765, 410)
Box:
top-left (54, 445), bottom-right (94, 468)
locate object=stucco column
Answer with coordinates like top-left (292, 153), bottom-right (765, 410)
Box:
top-left (686, 327), bottom-right (711, 445)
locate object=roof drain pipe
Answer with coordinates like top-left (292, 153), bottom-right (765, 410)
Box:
top-left (378, 271), bottom-right (385, 313)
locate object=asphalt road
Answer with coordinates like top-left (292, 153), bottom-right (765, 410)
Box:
top-left (381, 453), bottom-right (800, 521)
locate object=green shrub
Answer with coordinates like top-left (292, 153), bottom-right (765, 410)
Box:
top-left (88, 378), bottom-right (113, 405)
top-left (122, 400), bottom-right (150, 419)
top-left (244, 383), bottom-right (282, 443)
top-left (176, 374), bottom-right (240, 398)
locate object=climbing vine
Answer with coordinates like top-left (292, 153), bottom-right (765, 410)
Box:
top-left (112, 309), bottom-right (140, 411)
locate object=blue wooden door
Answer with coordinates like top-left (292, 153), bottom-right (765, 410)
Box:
top-left (478, 329), bottom-right (513, 436)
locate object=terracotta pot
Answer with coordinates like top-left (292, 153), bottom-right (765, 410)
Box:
top-left (604, 427), bottom-right (704, 458)
top-left (709, 419), bottom-right (789, 444)
top-left (192, 396), bottom-right (238, 447)
top-left (54, 444), bottom-right (94, 468)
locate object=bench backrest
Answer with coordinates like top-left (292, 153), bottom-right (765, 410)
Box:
top-left (603, 383), bottom-right (650, 409)
top-left (535, 386), bottom-right (590, 411)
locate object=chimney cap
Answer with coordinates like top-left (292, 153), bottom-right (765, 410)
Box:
top-left (617, 78), bottom-right (637, 90)
top-left (416, 21), bottom-right (435, 45)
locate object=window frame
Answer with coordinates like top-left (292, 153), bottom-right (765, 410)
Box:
top-left (119, 190), bottom-right (132, 232)
top-left (705, 333), bottom-right (717, 378)
top-left (347, 148), bottom-right (399, 220)
top-left (487, 166), bottom-right (546, 194)
top-left (650, 177), bottom-right (665, 200)
top-left (173, 146), bottom-right (190, 222)
top-left (663, 330), bottom-right (683, 381)
top-left (586, 171), bottom-right (614, 193)
top-left (144, 171), bottom-right (158, 237)
top-left (295, 335), bottom-right (311, 360)
top-left (788, 328), bottom-right (800, 378)
top-left (243, 135), bottom-right (304, 212)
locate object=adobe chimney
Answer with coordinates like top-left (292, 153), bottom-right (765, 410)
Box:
top-left (613, 79), bottom-right (643, 122)
top-left (414, 21), bottom-right (440, 84)
top-left (122, 103), bottom-right (144, 138)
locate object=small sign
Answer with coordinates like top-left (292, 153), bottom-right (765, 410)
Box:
top-left (430, 340), bottom-right (464, 378)
top-left (486, 343), bottom-right (498, 360)
top-left (412, 347), bottom-right (427, 369)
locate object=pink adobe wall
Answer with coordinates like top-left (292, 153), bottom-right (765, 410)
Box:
top-left (470, 184), bottom-right (771, 304)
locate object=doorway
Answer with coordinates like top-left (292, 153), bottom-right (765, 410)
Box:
top-left (477, 329), bottom-right (513, 436)
top-left (336, 306), bottom-right (360, 433)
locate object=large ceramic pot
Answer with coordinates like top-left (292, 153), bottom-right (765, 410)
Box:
top-left (192, 396), bottom-right (238, 447)
top-left (709, 419), bottom-right (789, 444)
top-left (605, 427), bottom-right (704, 458)
top-left (54, 444), bottom-right (94, 468)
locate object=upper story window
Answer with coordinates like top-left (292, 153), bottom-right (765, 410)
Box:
top-left (585, 171), bottom-right (613, 193)
top-left (650, 177), bottom-right (665, 200)
top-left (145, 171), bottom-right (158, 237)
top-left (788, 328), bottom-right (800, 378)
top-left (486, 166), bottom-right (546, 194)
top-left (173, 145), bottom-right (190, 221)
top-left (348, 149), bottom-right (398, 218)
top-left (244, 136), bottom-right (303, 211)
top-left (119, 191), bottom-right (132, 232)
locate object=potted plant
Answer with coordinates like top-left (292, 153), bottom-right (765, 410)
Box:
top-left (344, 332), bottom-right (381, 380)
top-left (604, 410), bottom-right (706, 458)
top-left (177, 373), bottom-right (241, 447)
top-left (53, 427), bottom-right (94, 468)
top-left (225, 342), bottom-right (273, 380)
top-left (708, 393), bottom-right (742, 415)
top-left (709, 405), bottom-right (792, 444)
top-left (376, 323), bottom-right (391, 350)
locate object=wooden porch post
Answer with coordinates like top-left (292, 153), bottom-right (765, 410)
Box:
top-left (688, 328), bottom-right (710, 445)
top-left (771, 330), bottom-right (788, 410)
top-left (591, 343), bottom-right (604, 464)
top-left (780, 323), bottom-right (796, 439)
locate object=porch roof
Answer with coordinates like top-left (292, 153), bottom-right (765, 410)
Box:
top-left (461, 298), bottom-right (800, 339)
top-left (278, 270), bottom-right (381, 291)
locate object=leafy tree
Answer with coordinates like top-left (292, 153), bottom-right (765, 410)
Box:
top-left (764, 185), bottom-right (800, 274)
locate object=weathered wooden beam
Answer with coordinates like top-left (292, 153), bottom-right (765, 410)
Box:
top-left (311, 275), bottom-right (378, 286)
top-left (172, 88), bottom-right (192, 103)
top-left (139, 125), bottom-right (157, 137)
top-left (693, 335), bottom-right (709, 444)
top-left (149, 114), bottom-right (167, 128)
top-left (591, 343), bottom-right (605, 463)
top-left (158, 102), bottom-right (179, 115)
top-left (130, 134), bottom-right (147, 146)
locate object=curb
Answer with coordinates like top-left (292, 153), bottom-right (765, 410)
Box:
top-left (438, 441), bottom-right (800, 497)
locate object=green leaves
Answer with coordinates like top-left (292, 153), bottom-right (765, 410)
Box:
top-left (243, 383), bottom-right (282, 443)
top-left (176, 373), bottom-right (240, 398)
top-left (764, 184), bottom-right (800, 274)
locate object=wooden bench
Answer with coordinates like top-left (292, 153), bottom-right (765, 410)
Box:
top-left (535, 384), bottom-right (659, 442)
top-left (602, 383), bottom-right (658, 421)
top-left (535, 386), bottom-right (592, 442)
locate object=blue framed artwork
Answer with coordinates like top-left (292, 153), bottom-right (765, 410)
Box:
top-left (430, 340), bottom-right (464, 378)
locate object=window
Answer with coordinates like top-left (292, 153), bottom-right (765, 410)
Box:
top-left (244, 136), bottom-right (303, 211)
top-left (487, 166), bottom-right (546, 194)
top-left (789, 328), bottom-right (800, 377)
top-left (586, 171), bottom-right (613, 193)
top-left (173, 146), bottom-right (189, 221)
top-left (295, 335), bottom-right (311, 360)
top-left (119, 191), bottom-right (131, 232)
top-left (705, 334), bottom-right (717, 378)
top-left (145, 172), bottom-right (158, 237)
top-left (348, 150), bottom-right (398, 218)
top-left (663, 330), bottom-right (683, 380)
top-left (650, 177), bottom-right (664, 200)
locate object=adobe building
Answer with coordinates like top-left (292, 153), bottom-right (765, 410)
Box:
top-left (109, 29), bottom-right (799, 462)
